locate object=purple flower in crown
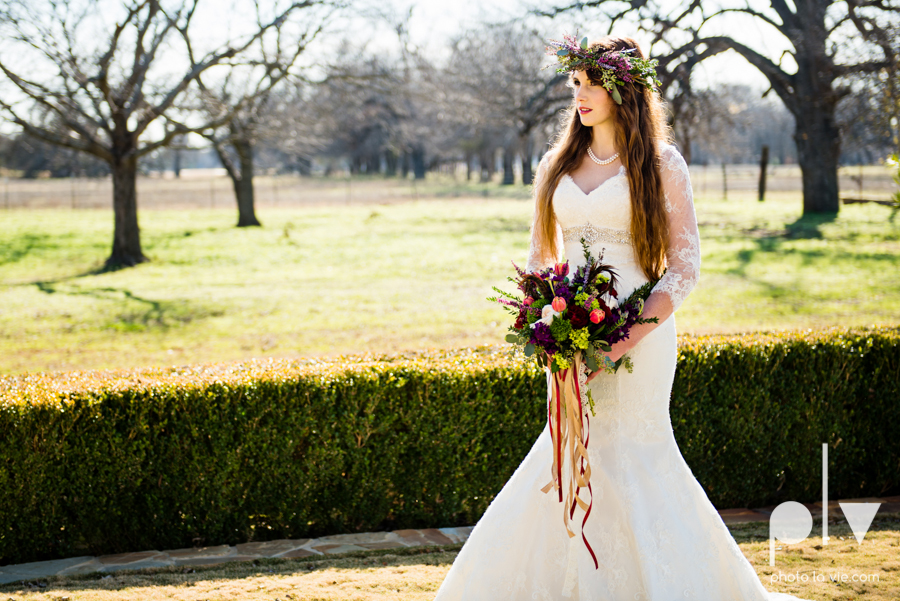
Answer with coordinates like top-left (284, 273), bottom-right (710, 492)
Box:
top-left (545, 32), bottom-right (662, 105)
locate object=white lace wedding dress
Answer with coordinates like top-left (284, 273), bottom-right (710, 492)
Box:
top-left (434, 143), bottom-right (811, 600)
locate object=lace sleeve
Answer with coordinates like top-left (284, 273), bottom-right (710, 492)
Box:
top-left (651, 143), bottom-right (701, 313)
top-left (525, 154), bottom-right (563, 273)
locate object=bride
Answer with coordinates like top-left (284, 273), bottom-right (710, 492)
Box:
top-left (433, 35), bottom-right (812, 601)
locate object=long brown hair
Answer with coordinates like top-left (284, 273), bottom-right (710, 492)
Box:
top-left (532, 35), bottom-right (672, 282)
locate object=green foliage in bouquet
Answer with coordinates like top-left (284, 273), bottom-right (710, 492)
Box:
top-left (489, 239), bottom-right (660, 378)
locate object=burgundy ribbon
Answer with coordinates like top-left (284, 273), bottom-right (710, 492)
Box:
top-left (541, 352), bottom-right (598, 570)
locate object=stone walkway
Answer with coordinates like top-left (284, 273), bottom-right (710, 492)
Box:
top-left (2, 495), bottom-right (899, 586)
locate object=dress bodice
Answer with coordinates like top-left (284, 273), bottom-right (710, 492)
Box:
top-left (550, 164), bottom-right (644, 298)
top-left (525, 142), bottom-right (701, 314)
top-left (553, 167), bottom-right (632, 232)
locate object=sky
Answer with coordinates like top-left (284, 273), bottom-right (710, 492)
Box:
top-left (0, 0), bottom-right (793, 138)
top-left (386, 0), bottom-right (779, 92)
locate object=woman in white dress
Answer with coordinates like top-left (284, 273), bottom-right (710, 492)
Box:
top-left (433, 35), bottom-right (813, 601)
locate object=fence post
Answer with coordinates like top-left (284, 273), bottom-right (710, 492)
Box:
top-left (758, 145), bottom-right (769, 202)
top-left (722, 163), bottom-right (728, 201)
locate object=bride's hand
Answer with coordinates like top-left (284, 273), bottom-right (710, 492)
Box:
top-left (585, 344), bottom-right (626, 384)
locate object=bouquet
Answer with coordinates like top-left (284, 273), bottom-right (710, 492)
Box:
top-left (489, 239), bottom-right (660, 408)
top-left (487, 238), bottom-right (661, 569)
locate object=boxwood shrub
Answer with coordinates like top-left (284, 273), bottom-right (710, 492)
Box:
top-left (0, 324), bottom-right (897, 565)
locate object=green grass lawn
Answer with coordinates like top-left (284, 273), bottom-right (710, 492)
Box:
top-left (0, 187), bottom-right (898, 375)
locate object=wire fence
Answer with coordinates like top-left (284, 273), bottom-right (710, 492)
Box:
top-left (0, 164), bottom-right (896, 210)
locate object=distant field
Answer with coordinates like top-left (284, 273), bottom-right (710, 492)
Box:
top-left (0, 172), bottom-right (897, 375)
top-left (0, 162), bottom-right (897, 209)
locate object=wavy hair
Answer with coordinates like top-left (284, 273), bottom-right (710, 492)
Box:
top-left (532, 35), bottom-right (672, 282)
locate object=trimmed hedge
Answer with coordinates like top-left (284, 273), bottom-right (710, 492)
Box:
top-left (1, 324), bottom-right (898, 565)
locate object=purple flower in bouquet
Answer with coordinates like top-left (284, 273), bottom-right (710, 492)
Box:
top-left (532, 321), bottom-right (557, 352)
top-left (554, 283), bottom-right (574, 302)
top-left (488, 239), bottom-right (661, 376)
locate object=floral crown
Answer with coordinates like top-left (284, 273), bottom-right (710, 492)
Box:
top-left (545, 34), bottom-right (662, 105)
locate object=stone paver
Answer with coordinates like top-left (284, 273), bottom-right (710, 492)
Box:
top-left (97, 551), bottom-right (163, 565)
top-left (356, 542), bottom-right (407, 550)
top-left (311, 544), bottom-right (369, 554)
top-left (174, 554), bottom-right (260, 567)
top-left (0, 495), bottom-right (895, 586)
top-left (394, 528), bottom-right (454, 546)
top-left (438, 527), bottom-right (474, 544)
top-left (718, 508), bottom-right (772, 525)
top-left (0, 556), bottom-right (96, 585)
top-left (279, 549), bottom-right (320, 559)
top-left (167, 545), bottom-right (233, 559)
top-left (236, 539), bottom-right (308, 556)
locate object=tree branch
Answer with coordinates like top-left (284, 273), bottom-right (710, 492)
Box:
top-left (0, 99), bottom-right (112, 161)
top-left (0, 60), bottom-right (108, 148)
top-left (133, 0), bottom-right (319, 137)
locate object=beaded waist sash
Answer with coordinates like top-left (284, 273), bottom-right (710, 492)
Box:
top-left (561, 223), bottom-right (633, 246)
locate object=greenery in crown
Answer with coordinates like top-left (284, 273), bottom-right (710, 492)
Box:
top-left (545, 33), bottom-right (662, 105)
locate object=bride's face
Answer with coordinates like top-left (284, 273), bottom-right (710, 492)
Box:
top-left (570, 69), bottom-right (614, 128)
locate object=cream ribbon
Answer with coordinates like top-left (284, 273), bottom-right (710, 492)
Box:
top-left (541, 350), bottom-right (598, 569)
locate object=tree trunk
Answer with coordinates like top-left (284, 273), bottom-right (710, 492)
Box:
top-left (385, 150), bottom-right (397, 177)
top-left (411, 146), bottom-right (426, 180)
top-left (107, 155), bottom-right (148, 268)
top-left (782, 25), bottom-right (842, 214)
top-left (519, 134), bottom-right (534, 185)
top-left (793, 94), bottom-right (841, 213)
top-left (479, 149), bottom-right (494, 183)
top-left (501, 146), bottom-right (515, 185)
top-left (401, 151), bottom-right (410, 178)
top-left (366, 153), bottom-right (380, 174)
top-left (681, 133), bottom-right (693, 166)
top-left (233, 139), bottom-right (261, 227)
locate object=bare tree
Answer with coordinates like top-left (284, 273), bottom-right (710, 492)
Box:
top-left (541, 0), bottom-right (900, 214)
top-left (839, 23), bottom-right (900, 161)
top-left (191, 6), bottom-right (332, 227)
top-left (304, 43), bottom-right (409, 175)
top-left (0, 0), bottom-right (330, 267)
top-left (444, 25), bottom-right (569, 185)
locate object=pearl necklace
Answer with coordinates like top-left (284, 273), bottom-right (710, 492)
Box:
top-left (587, 147), bottom-right (619, 166)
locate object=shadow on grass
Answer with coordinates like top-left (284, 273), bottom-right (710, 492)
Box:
top-left (8, 259), bottom-right (133, 287)
top-left (723, 210), bottom-right (900, 282)
top-left (782, 211), bottom-right (839, 240)
top-left (0, 233), bottom-right (52, 267)
top-left (33, 283), bottom-right (224, 330)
